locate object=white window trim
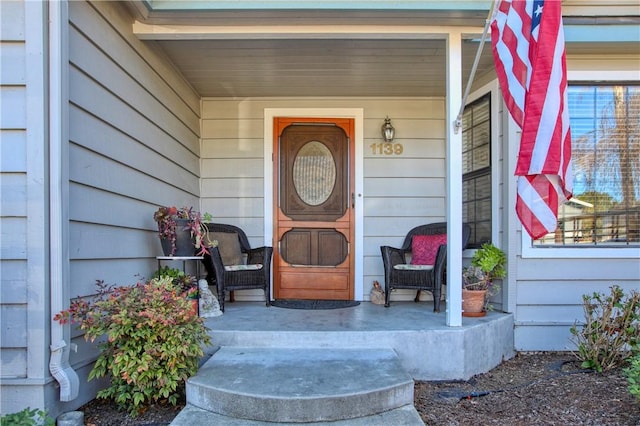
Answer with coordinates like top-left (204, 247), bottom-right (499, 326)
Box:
top-left (465, 80), bottom-right (501, 252)
top-left (522, 70), bottom-right (640, 259)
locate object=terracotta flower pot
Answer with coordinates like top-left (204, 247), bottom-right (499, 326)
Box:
top-left (462, 288), bottom-right (487, 317)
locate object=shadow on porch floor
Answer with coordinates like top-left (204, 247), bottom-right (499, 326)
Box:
top-left (202, 301), bottom-right (515, 381)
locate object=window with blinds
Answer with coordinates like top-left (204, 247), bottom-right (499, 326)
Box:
top-left (535, 85), bottom-right (640, 246)
top-left (462, 94), bottom-right (492, 248)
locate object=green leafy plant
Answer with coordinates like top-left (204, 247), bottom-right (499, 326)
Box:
top-left (570, 285), bottom-right (640, 372)
top-left (153, 266), bottom-right (198, 298)
top-left (463, 242), bottom-right (506, 290)
top-left (462, 243), bottom-right (506, 311)
top-left (153, 206), bottom-right (213, 256)
top-left (623, 350), bottom-right (640, 400)
top-left (0, 407), bottom-right (54, 426)
top-left (54, 276), bottom-right (211, 416)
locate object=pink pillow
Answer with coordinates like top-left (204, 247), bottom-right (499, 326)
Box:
top-left (410, 234), bottom-right (447, 265)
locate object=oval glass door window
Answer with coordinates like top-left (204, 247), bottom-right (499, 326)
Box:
top-left (293, 141), bottom-right (336, 206)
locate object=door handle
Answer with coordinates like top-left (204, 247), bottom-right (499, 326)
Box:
top-left (351, 192), bottom-right (355, 208)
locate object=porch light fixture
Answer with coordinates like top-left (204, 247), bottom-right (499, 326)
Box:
top-left (381, 117), bottom-right (395, 143)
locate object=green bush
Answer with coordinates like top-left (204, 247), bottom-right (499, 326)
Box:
top-left (153, 266), bottom-right (197, 296)
top-left (624, 349), bottom-right (640, 400)
top-left (0, 407), bottom-right (54, 426)
top-left (54, 276), bottom-right (211, 416)
top-left (570, 285), bottom-right (640, 372)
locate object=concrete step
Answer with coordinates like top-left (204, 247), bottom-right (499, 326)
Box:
top-left (181, 347), bottom-right (416, 424)
top-left (170, 403), bottom-right (425, 425)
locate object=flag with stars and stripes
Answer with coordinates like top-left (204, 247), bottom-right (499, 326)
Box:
top-left (491, 0), bottom-right (573, 240)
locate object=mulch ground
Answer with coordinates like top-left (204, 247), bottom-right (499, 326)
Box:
top-left (79, 352), bottom-right (639, 425)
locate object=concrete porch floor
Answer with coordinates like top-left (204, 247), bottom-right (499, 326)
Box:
top-left (202, 301), bottom-right (515, 381)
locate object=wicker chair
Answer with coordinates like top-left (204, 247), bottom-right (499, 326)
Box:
top-left (201, 223), bottom-right (272, 312)
top-left (380, 222), bottom-right (471, 312)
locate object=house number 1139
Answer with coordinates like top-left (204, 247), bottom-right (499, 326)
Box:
top-left (370, 143), bottom-right (404, 155)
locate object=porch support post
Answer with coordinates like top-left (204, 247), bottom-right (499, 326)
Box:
top-left (445, 31), bottom-right (463, 327)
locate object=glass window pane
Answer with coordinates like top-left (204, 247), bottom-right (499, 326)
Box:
top-left (462, 93), bottom-right (493, 248)
top-left (462, 151), bottom-right (471, 174)
top-left (293, 141), bottom-right (337, 206)
top-left (535, 84), bottom-right (640, 247)
top-left (473, 146), bottom-right (490, 170)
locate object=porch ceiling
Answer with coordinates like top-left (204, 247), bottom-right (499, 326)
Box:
top-left (128, 3), bottom-right (639, 98)
top-left (128, 3), bottom-right (496, 97)
top-left (153, 38), bottom-right (493, 98)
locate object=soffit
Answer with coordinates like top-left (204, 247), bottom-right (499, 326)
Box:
top-left (127, 2), bottom-right (639, 98)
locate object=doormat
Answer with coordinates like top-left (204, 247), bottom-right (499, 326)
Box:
top-left (271, 300), bottom-right (361, 310)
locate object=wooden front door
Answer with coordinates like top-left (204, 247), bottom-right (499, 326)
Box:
top-left (273, 117), bottom-right (355, 300)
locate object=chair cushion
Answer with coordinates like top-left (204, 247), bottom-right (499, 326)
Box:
top-left (410, 234), bottom-right (446, 265)
top-left (224, 264), bottom-right (263, 271)
top-left (211, 232), bottom-right (244, 265)
top-left (394, 264), bottom-right (434, 271)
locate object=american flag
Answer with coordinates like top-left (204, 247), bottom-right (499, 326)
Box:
top-left (491, 0), bottom-right (573, 239)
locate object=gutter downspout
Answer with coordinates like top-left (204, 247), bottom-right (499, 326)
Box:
top-left (47, 0), bottom-right (79, 401)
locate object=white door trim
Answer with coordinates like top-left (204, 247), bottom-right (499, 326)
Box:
top-left (264, 108), bottom-right (365, 300)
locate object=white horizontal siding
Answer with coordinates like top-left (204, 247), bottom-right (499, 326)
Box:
top-left (202, 118), bottom-right (264, 139)
top-left (69, 110), bottom-right (198, 196)
top-left (0, 174), bottom-right (27, 216)
top-left (0, 217), bottom-right (26, 259)
top-left (0, 86), bottom-right (26, 129)
top-left (64, 0), bottom-right (202, 302)
top-left (201, 177), bottom-right (264, 198)
top-left (1, 41), bottom-right (26, 84)
top-left (69, 223), bottom-right (158, 260)
top-left (201, 138), bottom-right (264, 158)
top-left (364, 177), bottom-right (445, 197)
top-left (71, 1), bottom-right (199, 117)
top-left (516, 258), bottom-right (640, 281)
top-left (0, 1), bottom-right (25, 41)
top-left (69, 183), bottom-right (160, 231)
top-left (516, 280), bottom-right (640, 305)
top-left (515, 324), bottom-right (577, 352)
top-left (0, 261), bottom-right (27, 304)
top-left (68, 145), bottom-right (198, 204)
top-left (0, 349), bottom-right (27, 378)
top-left (365, 217), bottom-right (446, 238)
top-left (516, 305), bottom-right (585, 323)
top-left (201, 197), bottom-right (264, 218)
top-left (201, 98), bottom-right (445, 120)
top-left (68, 26), bottom-right (199, 143)
top-left (61, 0), bottom-right (202, 380)
top-left (201, 96), bottom-right (446, 301)
top-left (0, 0), bottom-right (46, 392)
top-left (505, 53), bottom-right (640, 350)
top-left (513, 280), bottom-right (640, 351)
top-left (364, 197), bottom-right (446, 218)
top-left (0, 305), bottom-right (27, 348)
top-left (68, 69), bottom-right (200, 174)
top-left (0, 130), bottom-right (26, 171)
top-left (201, 158), bottom-right (264, 179)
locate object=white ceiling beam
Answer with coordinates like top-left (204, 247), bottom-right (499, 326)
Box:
top-left (132, 22), bottom-right (486, 40)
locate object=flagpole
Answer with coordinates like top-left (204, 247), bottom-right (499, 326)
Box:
top-left (454, 1), bottom-right (497, 134)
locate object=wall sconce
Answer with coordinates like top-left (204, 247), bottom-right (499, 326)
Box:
top-left (381, 117), bottom-right (395, 143)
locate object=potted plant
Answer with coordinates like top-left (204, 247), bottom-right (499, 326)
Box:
top-left (154, 206), bottom-right (213, 256)
top-left (462, 242), bottom-right (506, 316)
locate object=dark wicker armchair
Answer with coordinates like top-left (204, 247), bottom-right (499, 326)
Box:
top-left (201, 223), bottom-right (272, 312)
top-left (380, 222), bottom-right (471, 312)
